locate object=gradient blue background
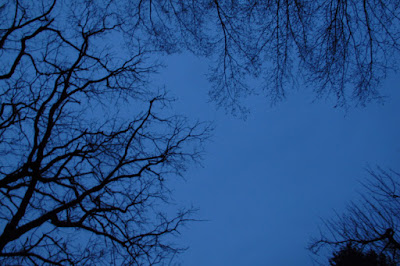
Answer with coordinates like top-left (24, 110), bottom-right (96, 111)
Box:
top-left (158, 54), bottom-right (400, 265)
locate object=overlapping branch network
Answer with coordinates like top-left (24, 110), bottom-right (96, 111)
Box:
top-left (309, 168), bottom-right (400, 264)
top-left (0, 1), bottom-right (210, 264)
top-left (123, 0), bottom-right (400, 113)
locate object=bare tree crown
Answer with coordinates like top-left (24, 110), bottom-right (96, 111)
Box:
top-left (0, 0), bottom-right (210, 264)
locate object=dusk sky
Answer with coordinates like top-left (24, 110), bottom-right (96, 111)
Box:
top-left (159, 53), bottom-right (400, 265)
top-left (2, 1), bottom-right (399, 265)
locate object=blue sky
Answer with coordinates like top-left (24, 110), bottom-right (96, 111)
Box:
top-left (158, 54), bottom-right (400, 265)
top-left (1, 2), bottom-right (398, 265)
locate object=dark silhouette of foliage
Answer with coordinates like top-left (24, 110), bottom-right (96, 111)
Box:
top-left (310, 168), bottom-right (400, 265)
top-left (329, 243), bottom-right (395, 266)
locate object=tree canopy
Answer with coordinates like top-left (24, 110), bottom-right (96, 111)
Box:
top-left (329, 243), bottom-right (395, 266)
top-left (4, 0), bottom-right (398, 115)
top-left (0, 0), bottom-right (211, 264)
top-left (310, 168), bottom-right (400, 265)
top-left (115, 0), bottom-right (400, 113)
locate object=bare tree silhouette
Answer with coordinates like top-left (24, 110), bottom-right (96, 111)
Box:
top-left (310, 168), bottom-right (400, 265)
top-left (114, 0), bottom-right (400, 113)
top-left (0, 0), bottom-right (210, 264)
